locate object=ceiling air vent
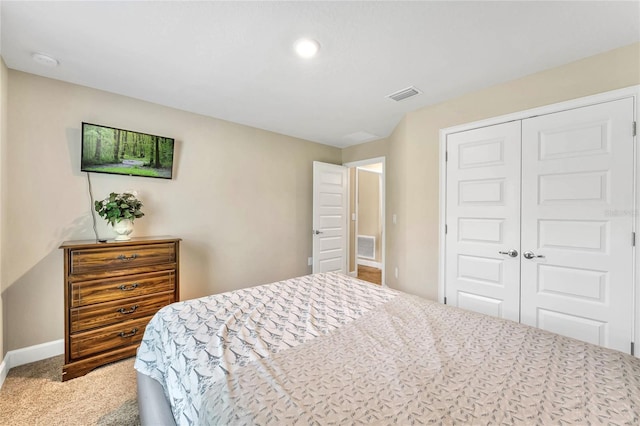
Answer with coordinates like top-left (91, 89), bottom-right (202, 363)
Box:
top-left (386, 86), bottom-right (422, 102)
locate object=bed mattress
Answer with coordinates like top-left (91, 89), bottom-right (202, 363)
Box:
top-left (135, 272), bottom-right (640, 425)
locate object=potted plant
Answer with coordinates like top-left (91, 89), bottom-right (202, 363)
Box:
top-left (94, 192), bottom-right (144, 240)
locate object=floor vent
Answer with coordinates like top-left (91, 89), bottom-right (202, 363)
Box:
top-left (386, 86), bottom-right (422, 102)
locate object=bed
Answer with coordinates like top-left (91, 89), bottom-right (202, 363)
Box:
top-left (134, 272), bottom-right (640, 425)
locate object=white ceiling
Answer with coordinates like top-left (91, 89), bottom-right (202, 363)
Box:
top-left (1, 1), bottom-right (639, 148)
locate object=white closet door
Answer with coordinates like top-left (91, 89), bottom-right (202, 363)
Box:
top-left (445, 121), bottom-right (522, 321)
top-left (520, 98), bottom-right (634, 353)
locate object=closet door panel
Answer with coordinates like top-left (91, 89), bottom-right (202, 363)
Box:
top-left (520, 98), bottom-right (634, 353)
top-left (445, 121), bottom-right (521, 321)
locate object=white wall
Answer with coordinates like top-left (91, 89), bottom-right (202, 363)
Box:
top-left (2, 70), bottom-right (340, 352)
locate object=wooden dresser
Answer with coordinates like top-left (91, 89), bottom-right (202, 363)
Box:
top-left (59, 236), bottom-right (180, 381)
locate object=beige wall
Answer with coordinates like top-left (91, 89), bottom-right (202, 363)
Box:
top-left (2, 71), bottom-right (341, 352)
top-left (385, 42), bottom-right (640, 299)
top-left (0, 58), bottom-right (7, 359)
top-left (357, 169), bottom-right (381, 262)
top-left (342, 137), bottom-right (388, 165)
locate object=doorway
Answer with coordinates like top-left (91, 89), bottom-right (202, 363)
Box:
top-left (344, 157), bottom-right (386, 286)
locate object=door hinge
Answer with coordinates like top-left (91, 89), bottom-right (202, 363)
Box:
top-left (632, 342), bottom-right (635, 356)
top-left (633, 121), bottom-right (637, 137)
top-left (445, 151), bottom-right (448, 162)
top-left (444, 297), bottom-right (447, 305)
top-left (633, 232), bottom-right (636, 247)
top-left (445, 224), bottom-right (448, 234)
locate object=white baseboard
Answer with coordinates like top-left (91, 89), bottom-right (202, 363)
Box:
top-left (0, 339), bottom-right (64, 390)
top-left (357, 258), bottom-right (382, 269)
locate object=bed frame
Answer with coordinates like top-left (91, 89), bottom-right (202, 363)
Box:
top-left (137, 371), bottom-right (175, 425)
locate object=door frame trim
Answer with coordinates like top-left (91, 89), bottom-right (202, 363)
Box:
top-left (344, 156), bottom-right (386, 286)
top-left (438, 85), bottom-right (639, 355)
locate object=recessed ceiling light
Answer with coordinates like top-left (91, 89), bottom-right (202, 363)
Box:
top-left (294, 38), bottom-right (320, 59)
top-left (31, 52), bottom-right (59, 67)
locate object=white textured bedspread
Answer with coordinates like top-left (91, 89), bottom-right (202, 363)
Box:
top-left (135, 273), bottom-right (640, 425)
top-left (135, 272), bottom-right (397, 424)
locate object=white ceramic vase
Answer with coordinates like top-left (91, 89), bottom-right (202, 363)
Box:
top-left (112, 219), bottom-right (134, 241)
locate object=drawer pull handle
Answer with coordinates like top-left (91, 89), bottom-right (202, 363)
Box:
top-left (119, 328), bottom-right (139, 338)
top-left (117, 283), bottom-right (139, 291)
top-left (117, 254), bottom-right (138, 262)
top-left (117, 305), bottom-right (139, 315)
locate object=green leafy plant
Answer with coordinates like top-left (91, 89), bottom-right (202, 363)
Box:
top-left (94, 192), bottom-right (144, 226)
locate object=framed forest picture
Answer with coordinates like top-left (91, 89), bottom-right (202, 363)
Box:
top-left (81, 122), bottom-right (175, 179)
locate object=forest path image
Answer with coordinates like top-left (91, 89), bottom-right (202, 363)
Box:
top-left (86, 159), bottom-right (172, 178)
top-left (82, 123), bottom-right (174, 178)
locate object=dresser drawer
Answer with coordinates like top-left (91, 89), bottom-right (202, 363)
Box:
top-left (70, 270), bottom-right (175, 308)
top-left (69, 316), bottom-right (150, 360)
top-left (70, 292), bottom-right (174, 333)
top-left (69, 243), bottom-right (176, 275)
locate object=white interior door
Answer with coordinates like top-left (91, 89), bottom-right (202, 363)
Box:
top-left (313, 161), bottom-right (348, 274)
top-left (520, 98), bottom-right (635, 353)
top-left (445, 121), bottom-right (522, 321)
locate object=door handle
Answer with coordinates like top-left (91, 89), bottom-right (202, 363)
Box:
top-left (498, 249), bottom-right (518, 258)
top-left (523, 251), bottom-right (544, 259)
top-left (313, 230), bottom-right (323, 235)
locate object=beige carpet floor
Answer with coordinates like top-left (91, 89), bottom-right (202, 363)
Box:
top-left (0, 355), bottom-right (139, 426)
